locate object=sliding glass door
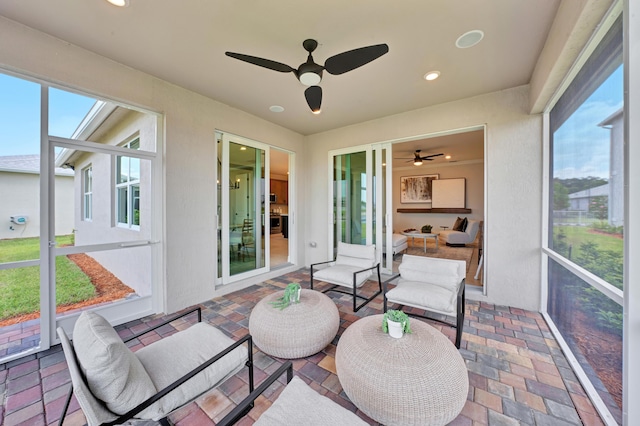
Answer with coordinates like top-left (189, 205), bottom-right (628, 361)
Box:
top-left (330, 144), bottom-right (392, 273)
top-left (218, 133), bottom-right (268, 283)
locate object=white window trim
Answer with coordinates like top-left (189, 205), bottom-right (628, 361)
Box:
top-left (116, 137), bottom-right (141, 230)
top-left (82, 165), bottom-right (92, 221)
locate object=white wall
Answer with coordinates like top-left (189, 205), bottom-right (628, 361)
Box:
top-left (0, 16), bottom-right (306, 314)
top-left (392, 161), bottom-right (484, 233)
top-left (305, 86), bottom-right (543, 311)
top-left (0, 171), bottom-right (74, 240)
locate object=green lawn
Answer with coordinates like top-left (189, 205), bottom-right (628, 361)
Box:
top-left (0, 235), bottom-right (96, 321)
top-left (553, 225), bottom-right (623, 258)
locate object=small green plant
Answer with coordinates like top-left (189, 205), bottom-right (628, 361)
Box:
top-left (421, 224), bottom-right (433, 233)
top-left (270, 283), bottom-right (301, 310)
top-left (382, 310), bottom-right (411, 334)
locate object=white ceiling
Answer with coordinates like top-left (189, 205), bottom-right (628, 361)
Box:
top-left (0, 0), bottom-right (560, 136)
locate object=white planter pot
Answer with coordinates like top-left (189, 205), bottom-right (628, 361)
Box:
top-left (387, 319), bottom-right (404, 338)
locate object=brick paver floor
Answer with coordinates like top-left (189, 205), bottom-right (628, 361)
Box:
top-left (0, 269), bottom-right (605, 425)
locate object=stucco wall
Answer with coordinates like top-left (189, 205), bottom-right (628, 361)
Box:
top-left (0, 171), bottom-right (74, 240)
top-left (0, 16), bottom-right (305, 314)
top-left (305, 86), bottom-right (543, 311)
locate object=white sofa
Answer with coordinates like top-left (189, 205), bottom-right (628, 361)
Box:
top-left (440, 219), bottom-right (480, 247)
top-left (382, 233), bottom-right (408, 255)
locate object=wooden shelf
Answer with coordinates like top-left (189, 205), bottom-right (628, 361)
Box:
top-left (396, 208), bottom-right (472, 214)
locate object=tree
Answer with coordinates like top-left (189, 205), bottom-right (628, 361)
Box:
top-left (553, 181), bottom-right (570, 210)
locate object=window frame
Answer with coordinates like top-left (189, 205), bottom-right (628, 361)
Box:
top-left (115, 137), bottom-right (141, 229)
top-left (82, 165), bottom-right (93, 221)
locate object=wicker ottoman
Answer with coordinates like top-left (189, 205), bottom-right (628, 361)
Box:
top-left (249, 289), bottom-right (340, 359)
top-left (335, 315), bottom-right (469, 425)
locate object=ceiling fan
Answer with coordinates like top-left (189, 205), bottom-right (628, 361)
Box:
top-left (396, 150), bottom-right (444, 165)
top-left (225, 39), bottom-right (389, 114)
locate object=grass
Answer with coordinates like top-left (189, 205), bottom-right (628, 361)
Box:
top-left (0, 235), bottom-right (96, 321)
top-left (553, 225), bottom-right (623, 258)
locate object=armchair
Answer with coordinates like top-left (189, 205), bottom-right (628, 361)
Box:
top-left (384, 254), bottom-right (466, 348)
top-left (310, 242), bottom-right (382, 312)
top-left (440, 218), bottom-right (481, 247)
top-left (57, 308), bottom-right (252, 426)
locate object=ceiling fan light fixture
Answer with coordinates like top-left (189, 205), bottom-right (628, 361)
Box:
top-left (299, 71), bottom-right (322, 86)
top-left (414, 159), bottom-right (423, 166)
top-left (424, 71), bottom-right (440, 81)
top-left (311, 108), bottom-right (322, 115)
top-left (106, 0), bottom-right (129, 6)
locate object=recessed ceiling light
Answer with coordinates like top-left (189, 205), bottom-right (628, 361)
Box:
top-left (106, 0), bottom-right (129, 6)
top-left (424, 71), bottom-right (440, 81)
top-left (445, 155), bottom-right (452, 159)
top-left (456, 30), bottom-right (484, 49)
top-left (269, 105), bottom-right (284, 113)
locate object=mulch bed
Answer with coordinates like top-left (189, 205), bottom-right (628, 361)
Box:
top-left (0, 253), bottom-right (134, 327)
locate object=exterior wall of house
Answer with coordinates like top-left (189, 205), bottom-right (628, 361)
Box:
top-left (305, 86), bottom-right (543, 311)
top-left (72, 110), bottom-right (156, 296)
top-left (0, 170), bottom-right (74, 240)
top-left (0, 16), bottom-right (305, 314)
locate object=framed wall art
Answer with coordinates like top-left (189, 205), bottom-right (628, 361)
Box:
top-left (400, 174), bottom-right (439, 203)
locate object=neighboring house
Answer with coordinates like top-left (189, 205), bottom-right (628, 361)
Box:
top-left (599, 108), bottom-right (625, 227)
top-left (54, 101), bottom-right (155, 298)
top-left (0, 155), bottom-right (74, 240)
top-left (568, 184), bottom-right (608, 211)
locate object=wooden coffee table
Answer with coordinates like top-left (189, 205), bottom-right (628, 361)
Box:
top-left (403, 231), bottom-right (439, 252)
top-left (335, 315), bottom-right (468, 425)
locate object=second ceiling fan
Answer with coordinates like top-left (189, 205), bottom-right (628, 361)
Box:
top-left (396, 150), bottom-right (444, 165)
top-left (225, 39), bottom-right (389, 114)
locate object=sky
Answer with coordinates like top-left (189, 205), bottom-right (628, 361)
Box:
top-left (0, 72), bottom-right (96, 157)
top-left (553, 65), bottom-right (624, 180)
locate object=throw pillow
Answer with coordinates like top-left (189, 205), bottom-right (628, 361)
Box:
top-left (461, 217), bottom-right (468, 232)
top-left (452, 217), bottom-right (465, 231)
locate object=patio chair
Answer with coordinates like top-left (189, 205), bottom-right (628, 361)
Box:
top-left (383, 254), bottom-right (466, 348)
top-left (310, 242), bottom-right (382, 312)
top-left (57, 308), bottom-right (254, 426)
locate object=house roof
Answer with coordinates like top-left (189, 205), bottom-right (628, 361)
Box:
top-left (0, 0), bottom-right (588, 136)
top-left (568, 184), bottom-right (609, 199)
top-left (0, 155), bottom-right (74, 176)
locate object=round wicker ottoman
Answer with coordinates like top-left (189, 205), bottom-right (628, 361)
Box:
top-left (335, 315), bottom-right (469, 426)
top-left (249, 289), bottom-right (339, 359)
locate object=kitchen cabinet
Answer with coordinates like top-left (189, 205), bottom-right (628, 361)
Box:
top-left (270, 179), bottom-right (288, 204)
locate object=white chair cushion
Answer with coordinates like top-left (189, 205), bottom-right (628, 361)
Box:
top-left (392, 233), bottom-right (408, 247)
top-left (314, 264), bottom-right (371, 288)
top-left (254, 376), bottom-right (368, 426)
top-left (386, 281), bottom-right (458, 315)
top-left (72, 311), bottom-right (157, 416)
top-left (135, 322), bottom-right (248, 419)
top-left (334, 242), bottom-right (376, 270)
top-left (399, 255), bottom-right (464, 291)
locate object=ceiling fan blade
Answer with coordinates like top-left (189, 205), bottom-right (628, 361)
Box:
top-left (324, 44), bottom-right (389, 75)
top-left (225, 52), bottom-right (296, 73)
top-left (421, 153), bottom-right (444, 160)
top-left (304, 86), bottom-right (322, 113)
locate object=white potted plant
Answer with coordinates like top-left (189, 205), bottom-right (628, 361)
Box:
top-left (270, 283), bottom-right (301, 310)
top-left (382, 310), bottom-right (411, 338)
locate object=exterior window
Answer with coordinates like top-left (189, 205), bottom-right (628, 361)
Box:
top-left (83, 166), bottom-right (92, 221)
top-left (116, 138), bottom-right (141, 228)
top-left (547, 15), bottom-right (623, 423)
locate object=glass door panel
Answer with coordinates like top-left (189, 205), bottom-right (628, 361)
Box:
top-left (0, 72), bottom-right (43, 360)
top-left (220, 134), bottom-right (267, 282)
top-left (333, 151), bottom-right (367, 251)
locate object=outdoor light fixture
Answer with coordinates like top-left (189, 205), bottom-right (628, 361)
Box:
top-left (424, 71), bottom-right (440, 81)
top-left (106, 0), bottom-right (129, 7)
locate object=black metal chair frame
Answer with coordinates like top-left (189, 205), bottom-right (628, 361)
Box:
top-left (383, 275), bottom-right (466, 349)
top-left (58, 307), bottom-right (256, 426)
top-left (310, 260), bottom-right (382, 312)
